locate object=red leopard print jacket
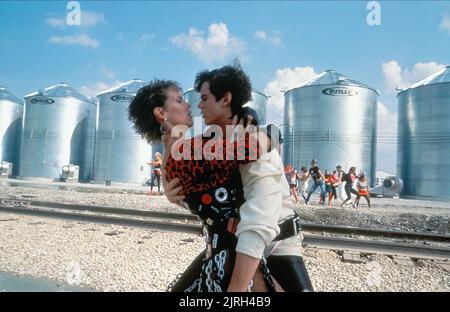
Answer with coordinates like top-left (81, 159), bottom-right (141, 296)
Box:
top-left (164, 135), bottom-right (260, 194)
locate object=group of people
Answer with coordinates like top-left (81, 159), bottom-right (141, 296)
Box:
top-left (128, 64), bottom-right (313, 292)
top-left (285, 160), bottom-right (371, 208)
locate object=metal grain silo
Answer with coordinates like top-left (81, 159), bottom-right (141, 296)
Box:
top-left (20, 83), bottom-right (96, 181)
top-left (0, 86), bottom-right (23, 176)
top-left (92, 80), bottom-right (159, 184)
top-left (245, 89), bottom-right (268, 125)
top-left (397, 66), bottom-right (450, 198)
top-left (184, 88), bottom-right (204, 136)
top-left (283, 70), bottom-right (378, 186)
top-left (184, 88), bottom-right (201, 118)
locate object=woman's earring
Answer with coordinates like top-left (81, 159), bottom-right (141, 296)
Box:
top-left (160, 118), bottom-right (168, 141)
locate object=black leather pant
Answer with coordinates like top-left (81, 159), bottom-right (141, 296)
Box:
top-left (150, 173), bottom-right (161, 192)
top-left (266, 255), bottom-right (314, 292)
top-left (169, 249), bottom-right (314, 292)
top-left (169, 250), bottom-right (206, 292)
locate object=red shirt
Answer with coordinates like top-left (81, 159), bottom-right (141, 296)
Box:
top-left (325, 175), bottom-right (337, 185)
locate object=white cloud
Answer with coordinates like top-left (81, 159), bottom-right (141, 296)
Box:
top-left (79, 80), bottom-right (125, 98)
top-left (115, 32), bottom-right (129, 40)
top-left (377, 101), bottom-right (397, 137)
top-left (381, 61), bottom-right (403, 92)
top-left (115, 32), bottom-right (156, 52)
top-left (46, 11), bottom-right (105, 28)
top-left (81, 11), bottom-right (105, 27)
top-left (382, 61), bottom-right (446, 92)
top-left (116, 32), bottom-right (155, 41)
top-left (169, 23), bottom-right (247, 64)
top-left (255, 31), bottom-right (267, 40)
top-left (135, 33), bottom-right (156, 52)
top-left (269, 36), bottom-right (282, 47)
top-left (264, 67), bottom-right (318, 125)
top-left (49, 34), bottom-right (100, 48)
top-left (255, 30), bottom-right (282, 47)
top-left (100, 66), bottom-right (115, 79)
top-left (440, 11), bottom-right (450, 33)
top-left (140, 33), bottom-right (155, 41)
top-left (46, 17), bottom-right (65, 27)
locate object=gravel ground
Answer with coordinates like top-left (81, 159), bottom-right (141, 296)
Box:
top-left (303, 249), bottom-right (449, 292)
top-left (0, 211), bottom-right (204, 292)
top-left (0, 211), bottom-right (448, 292)
top-left (296, 204), bottom-right (450, 235)
top-left (0, 185), bottom-right (187, 214)
top-left (0, 184), bottom-right (449, 292)
top-left (1, 185), bottom-right (448, 234)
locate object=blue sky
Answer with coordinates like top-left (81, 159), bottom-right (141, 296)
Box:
top-left (1, 0), bottom-right (450, 173)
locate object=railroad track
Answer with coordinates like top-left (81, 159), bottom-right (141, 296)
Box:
top-left (0, 199), bottom-right (200, 234)
top-left (0, 198), bottom-right (449, 261)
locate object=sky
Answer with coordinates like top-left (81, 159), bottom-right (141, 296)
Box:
top-left (1, 0), bottom-right (450, 173)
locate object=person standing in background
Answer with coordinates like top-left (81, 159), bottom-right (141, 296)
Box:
top-left (304, 159), bottom-right (327, 205)
top-left (335, 165), bottom-right (346, 201)
top-left (147, 152), bottom-right (163, 195)
top-left (324, 170), bottom-right (338, 207)
top-left (341, 166), bottom-right (358, 207)
top-left (298, 167), bottom-right (310, 201)
top-left (353, 172), bottom-right (371, 208)
top-left (285, 165), bottom-right (301, 204)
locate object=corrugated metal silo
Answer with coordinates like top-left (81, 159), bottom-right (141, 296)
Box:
top-left (92, 80), bottom-right (158, 184)
top-left (397, 66), bottom-right (450, 198)
top-left (184, 89), bottom-right (204, 136)
top-left (245, 89), bottom-right (267, 125)
top-left (0, 86), bottom-right (23, 176)
top-left (184, 88), bottom-right (201, 118)
top-left (20, 83), bottom-right (96, 181)
top-left (283, 70), bottom-right (378, 186)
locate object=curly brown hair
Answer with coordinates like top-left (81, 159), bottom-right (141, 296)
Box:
top-left (128, 79), bottom-right (181, 143)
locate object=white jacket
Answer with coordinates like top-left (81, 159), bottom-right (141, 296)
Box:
top-left (235, 149), bottom-right (302, 259)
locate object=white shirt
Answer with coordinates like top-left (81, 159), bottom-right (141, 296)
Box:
top-left (236, 149), bottom-right (302, 259)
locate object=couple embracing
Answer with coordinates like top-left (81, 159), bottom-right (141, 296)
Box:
top-left (128, 64), bottom-right (313, 292)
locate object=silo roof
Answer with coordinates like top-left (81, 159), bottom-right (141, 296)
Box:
top-left (289, 70), bottom-right (379, 95)
top-left (251, 88), bottom-right (269, 99)
top-left (97, 79), bottom-right (145, 96)
top-left (402, 66), bottom-right (450, 91)
top-left (184, 88), bottom-right (196, 94)
top-left (0, 86), bottom-right (23, 104)
top-left (25, 83), bottom-right (94, 103)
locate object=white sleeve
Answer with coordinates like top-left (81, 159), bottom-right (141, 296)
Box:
top-left (235, 149), bottom-right (283, 259)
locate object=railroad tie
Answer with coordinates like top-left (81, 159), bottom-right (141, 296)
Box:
top-left (342, 252), bottom-right (365, 263)
top-left (392, 255), bottom-right (415, 266)
top-left (433, 260), bottom-right (450, 272)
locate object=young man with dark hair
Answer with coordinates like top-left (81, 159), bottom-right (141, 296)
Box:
top-left (165, 86), bottom-right (313, 291)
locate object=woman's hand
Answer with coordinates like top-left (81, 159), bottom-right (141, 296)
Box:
top-left (232, 114), bottom-right (256, 133)
top-left (232, 114), bottom-right (270, 155)
top-left (162, 172), bottom-right (185, 205)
